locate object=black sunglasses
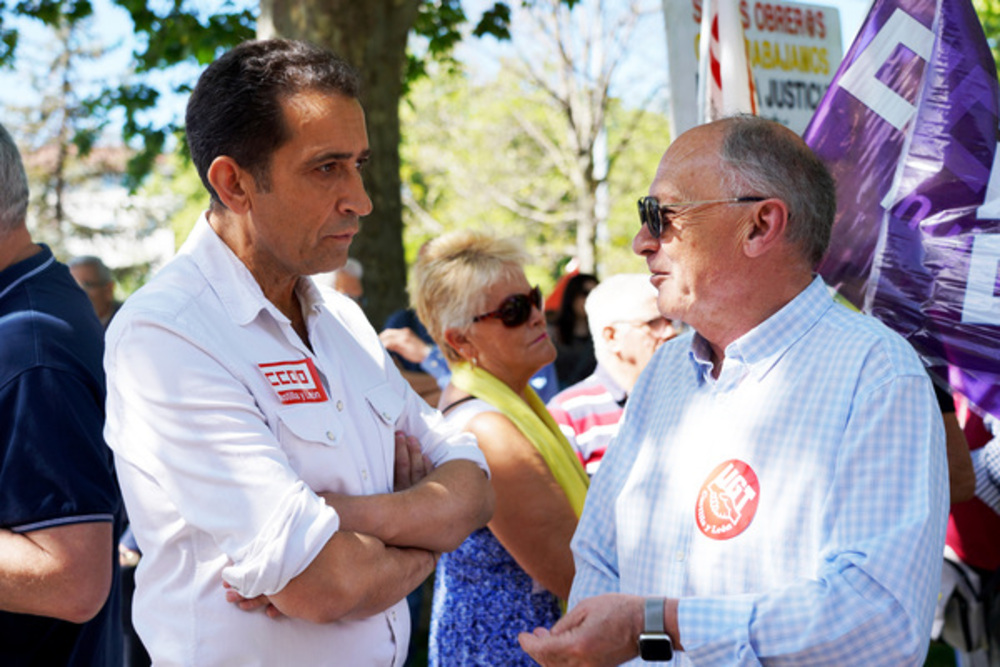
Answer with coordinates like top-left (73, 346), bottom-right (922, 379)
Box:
top-left (637, 196), bottom-right (766, 238)
top-left (472, 285), bottom-right (543, 328)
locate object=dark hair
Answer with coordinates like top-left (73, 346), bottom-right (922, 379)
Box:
top-left (718, 115), bottom-right (836, 267)
top-left (185, 39), bottom-right (361, 206)
top-left (555, 273), bottom-right (598, 343)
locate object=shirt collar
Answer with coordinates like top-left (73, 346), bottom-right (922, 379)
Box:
top-left (593, 362), bottom-right (628, 404)
top-left (687, 275), bottom-right (834, 382)
top-left (0, 244), bottom-right (55, 302)
top-left (182, 213), bottom-right (323, 327)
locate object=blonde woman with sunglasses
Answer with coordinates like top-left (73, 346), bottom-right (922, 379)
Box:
top-left (411, 229), bottom-right (588, 666)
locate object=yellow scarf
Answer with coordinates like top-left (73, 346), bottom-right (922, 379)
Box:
top-left (450, 362), bottom-right (589, 517)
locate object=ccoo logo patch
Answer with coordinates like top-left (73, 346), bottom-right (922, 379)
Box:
top-left (258, 358), bottom-right (329, 405)
top-left (695, 459), bottom-right (760, 540)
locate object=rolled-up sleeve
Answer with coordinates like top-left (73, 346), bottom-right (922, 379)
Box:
top-left (106, 318), bottom-right (339, 598)
top-left (388, 348), bottom-right (490, 477)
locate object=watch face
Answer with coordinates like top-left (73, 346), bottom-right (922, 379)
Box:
top-left (638, 633), bottom-right (674, 661)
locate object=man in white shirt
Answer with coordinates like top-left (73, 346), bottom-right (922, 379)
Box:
top-left (104, 39), bottom-right (493, 666)
top-left (520, 116), bottom-right (948, 665)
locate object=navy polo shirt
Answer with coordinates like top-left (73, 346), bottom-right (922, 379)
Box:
top-left (0, 245), bottom-right (123, 666)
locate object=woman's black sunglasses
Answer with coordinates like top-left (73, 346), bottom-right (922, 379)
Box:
top-left (472, 285), bottom-right (543, 328)
top-left (637, 196), bottom-right (766, 238)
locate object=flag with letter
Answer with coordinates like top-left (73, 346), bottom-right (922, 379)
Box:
top-left (803, 0), bottom-right (1000, 418)
top-left (697, 0), bottom-right (760, 122)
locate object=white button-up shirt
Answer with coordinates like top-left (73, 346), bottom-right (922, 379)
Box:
top-left (105, 215), bottom-right (487, 666)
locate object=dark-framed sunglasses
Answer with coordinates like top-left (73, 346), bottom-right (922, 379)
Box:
top-left (637, 196), bottom-right (766, 238)
top-left (472, 285), bottom-right (543, 328)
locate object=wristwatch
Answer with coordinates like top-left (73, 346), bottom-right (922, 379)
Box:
top-left (638, 597), bottom-right (674, 662)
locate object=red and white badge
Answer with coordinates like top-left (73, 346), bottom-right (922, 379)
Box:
top-left (695, 459), bottom-right (760, 540)
top-left (258, 358), bottom-right (329, 405)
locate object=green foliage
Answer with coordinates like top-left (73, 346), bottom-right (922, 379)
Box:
top-left (406, 1), bottom-right (519, 93)
top-left (106, 0), bottom-right (254, 186)
top-left (1, 0), bottom-right (575, 190)
top-left (138, 147), bottom-right (209, 250)
top-left (401, 63), bottom-right (663, 285)
top-left (974, 0), bottom-right (1000, 75)
top-left (472, 2), bottom-right (511, 40)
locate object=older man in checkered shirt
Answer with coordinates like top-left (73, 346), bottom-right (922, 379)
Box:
top-left (521, 116), bottom-right (949, 666)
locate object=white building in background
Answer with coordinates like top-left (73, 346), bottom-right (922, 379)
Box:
top-left (24, 144), bottom-right (178, 281)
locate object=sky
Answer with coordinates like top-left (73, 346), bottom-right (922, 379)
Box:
top-left (0, 0), bottom-right (875, 142)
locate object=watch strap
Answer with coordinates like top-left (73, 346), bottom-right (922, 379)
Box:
top-left (644, 597), bottom-right (665, 633)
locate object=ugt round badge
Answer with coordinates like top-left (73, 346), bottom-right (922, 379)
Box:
top-left (695, 459), bottom-right (760, 540)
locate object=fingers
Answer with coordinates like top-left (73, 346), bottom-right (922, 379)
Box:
top-left (393, 431), bottom-right (412, 490)
top-left (406, 435), bottom-right (425, 485)
top-left (224, 582), bottom-right (284, 619)
top-left (225, 589), bottom-right (269, 611)
top-left (518, 628), bottom-right (561, 666)
top-left (394, 431), bottom-right (435, 491)
top-left (379, 329), bottom-right (402, 353)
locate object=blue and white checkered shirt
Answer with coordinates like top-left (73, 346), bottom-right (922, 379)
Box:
top-left (569, 277), bottom-right (949, 666)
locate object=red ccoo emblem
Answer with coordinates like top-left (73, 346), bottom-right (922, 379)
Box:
top-left (695, 459), bottom-right (760, 540)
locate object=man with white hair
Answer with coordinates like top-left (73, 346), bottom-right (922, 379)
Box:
top-left (547, 273), bottom-right (681, 475)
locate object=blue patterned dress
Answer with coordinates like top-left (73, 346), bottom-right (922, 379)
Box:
top-left (428, 400), bottom-right (562, 666)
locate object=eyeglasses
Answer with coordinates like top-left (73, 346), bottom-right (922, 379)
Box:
top-left (618, 316), bottom-right (669, 331)
top-left (637, 196), bottom-right (766, 238)
top-left (472, 285), bottom-right (543, 328)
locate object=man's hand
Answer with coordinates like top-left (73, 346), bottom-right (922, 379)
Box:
top-left (394, 430), bottom-right (433, 491)
top-left (224, 581), bottom-right (283, 619)
top-left (379, 328), bottom-right (432, 364)
top-left (518, 594), bottom-right (645, 667)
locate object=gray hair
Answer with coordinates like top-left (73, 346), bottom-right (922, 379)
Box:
top-left (586, 272), bottom-right (657, 331)
top-left (585, 273), bottom-right (671, 361)
top-left (718, 115), bottom-right (835, 267)
top-left (68, 255), bottom-right (114, 284)
top-left (411, 229), bottom-right (528, 363)
top-left (0, 123), bottom-right (29, 233)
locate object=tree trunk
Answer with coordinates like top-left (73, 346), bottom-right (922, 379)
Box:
top-left (258, 0), bottom-right (420, 327)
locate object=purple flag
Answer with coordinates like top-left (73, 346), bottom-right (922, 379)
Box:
top-left (804, 0), bottom-right (1000, 419)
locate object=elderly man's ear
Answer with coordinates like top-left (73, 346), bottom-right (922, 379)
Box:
top-left (602, 325), bottom-right (622, 355)
top-left (743, 199), bottom-right (789, 258)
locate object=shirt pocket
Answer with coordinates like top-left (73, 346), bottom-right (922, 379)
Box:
top-left (364, 383), bottom-right (404, 428)
top-left (276, 404), bottom-right (356, 493)
top-left (363, 383), bottom-right (405, 482)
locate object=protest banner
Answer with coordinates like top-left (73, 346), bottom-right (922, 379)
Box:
top-left (803, 0), bottom-right (1000, 420)
top-left (698, 0), bottom-right (759, 122)
top-left (663, 0), bottom-right (843, 135)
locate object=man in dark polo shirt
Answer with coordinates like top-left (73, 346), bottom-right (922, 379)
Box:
top-left (0, 122), bottom-right (123, 665)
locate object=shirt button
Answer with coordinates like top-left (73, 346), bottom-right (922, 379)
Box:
top-left (336, 400), bottom-right (344, 411)
top-left (326, 431), bottom-right (336, 442)
top-left (361, 469), bottom-right (369, 481)
top-left (675, 551), bottom-right (685, 562)
top-left (390, 610), bottom-right (397, 621)
top-left (381, 411), bottom-right (391, 420)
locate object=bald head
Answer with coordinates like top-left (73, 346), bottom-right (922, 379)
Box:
top-left (635, 116), bottom-right (832, 355)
